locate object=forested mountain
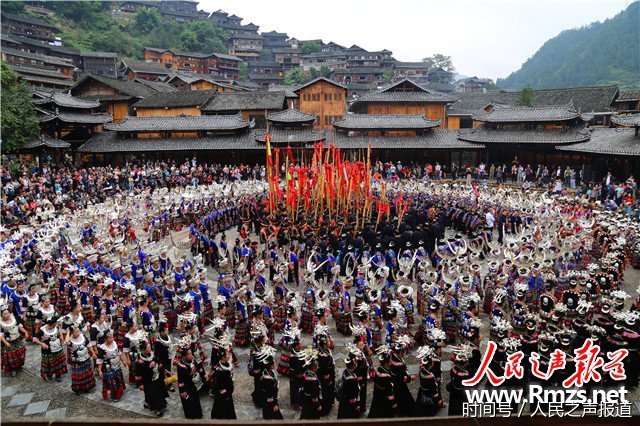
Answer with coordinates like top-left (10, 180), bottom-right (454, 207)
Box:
top-left (498, 2), bottom-right (640, 90)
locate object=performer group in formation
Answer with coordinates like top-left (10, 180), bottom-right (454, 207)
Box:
top-left (1, 176), bottom-right (640, 419)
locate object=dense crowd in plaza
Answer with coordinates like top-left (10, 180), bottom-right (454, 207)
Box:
top-left (1, 157), bottom-right (640, 419)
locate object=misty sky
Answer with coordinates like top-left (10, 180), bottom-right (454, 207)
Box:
top-left (199, 0), bottom-right (633, 80)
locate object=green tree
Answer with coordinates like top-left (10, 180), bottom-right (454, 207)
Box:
top-left (179, 20), bottom-right (228, 53)
top-left (320, 65), bottom-right (331, 78)
top-left (284, 67), bottom-right (309, 85)
top-left (134, 7), bottom-right (161, 34)
top-left (239, 62), bottom-right (248, 80)
top-left (1, 62), bottom-right (39, 153)
top-left (422, 53), bottom-right (456, 74)
top-left (2, 1), bottom-right (25, 14)
top-left (309, 67), bottom-right (320, 79)
top-left (382, 70), bottom-right (394, 84)
top-left (48, 1), bottom-right (106, 25)
top-left (515, 85), bottom-right (536, 106)
top-left (300, 41), bottom-right (321, 55)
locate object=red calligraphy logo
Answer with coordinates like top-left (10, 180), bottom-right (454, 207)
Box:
top-left (462, 341), bottom-right (504, 386)
top-left (563, 339), bottom-right (604, 387)
top-left (603, 348), bottom-right (629, 381)
top-left (504, 351), bottom-right (524, 380)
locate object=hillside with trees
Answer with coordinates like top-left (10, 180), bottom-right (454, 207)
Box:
top-left (3, 1), bottom-right (228, 59)
top-left (498, 2), bottom-right (640, 90)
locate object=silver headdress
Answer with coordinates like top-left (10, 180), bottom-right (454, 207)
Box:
top-left (254, 345), bottom-right (277, 363)
top-left (295, 347), bottom-right (319, 367)
top-left (415, 345), bottom-right (437, 363)
top-left (452, 343), bottom-right (474, 363)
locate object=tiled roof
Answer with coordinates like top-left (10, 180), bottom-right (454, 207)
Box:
top-left (11, 65), bottom-right (70, 80)
top-left (268, 84), bottom-right (298, 98)
top-left (247, 61), bottom-right (281, 68)
top-left (201, 91), bottom-right (286, 112)
top-left (266, 108), bottom-right (315, 124)
top-left (473, 104), bottom-right (581, 123)
top-left (293, 77), bottom-right (347, 92)
top-left (448, 85), bottom-right (620, 116)
top-left (21, 135), bottom-right (70, 149)
top-left (39, 112), bottom-right (113, 124)
top-left (78, 131), bottom-right (261, 153)
top-left (557, 129), bottom-right (640, 156)
top-left (1, 12), bottom-right (59, 29)
top-left (334, 68), bottom-right (384, 75)
top-left (71, 74), bottom-right (157, 99)
top-left (616, 90), bottom-right (640, 102)
top-left (458, 124), bottom-right (590, 145)
top-left (2, 47), bottom-right (73, 67)
top-left (133, 78), bottom-right (179, 93)
top-left (326, 130), bottom-right (482, 149)
top-left (16, 74), bottom-right (73, 87)
top-left (353, 79), bottom-right (457, 105)
top-left (5, 35), bottom-right (79, 55)
top-left (333, 114), bottom-right (440, 130)
top-left (121, 59), bottom-right (172, 75)
top-left (133, 89), bottom-right (216, 108)
top-left (33, 92), bottom-right (100, 109)
top-left (80, 51), bottom-right (117, 59)
top-left (254, 129), bottom-right (326, 144)
top-left (78, 129), bottom-right (483, 152)
top-left (105, 114), bottom-right (249, 132)
top-left (611, 114), bottom-right (640, 127)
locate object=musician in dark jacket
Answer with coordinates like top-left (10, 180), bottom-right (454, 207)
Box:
top-left (337, 350), bottom-right (361, 419)
top-left (135, 341), bottom-right (168, 417)
top-left (368, 348), bottom-right (396, 418)
top-left (299, 349), bottom-right (322, 419)
top-left (177, 348), bottom-right (203, 419)
top-left (210, 347), bottom-right (236, 419)
top-left (257, 346), bottom-right (284, 420)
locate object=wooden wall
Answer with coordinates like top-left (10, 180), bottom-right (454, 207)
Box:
top-left (447, 115), bottom-right (460, 129)
top-left (108, 102), bottom-right (129, 123)
top-left (297, 80), bottom-right (347, 129)
top-left (135, 107), bottom-right (202, 117)
top-left (365, 102), bottom-right (446, 128)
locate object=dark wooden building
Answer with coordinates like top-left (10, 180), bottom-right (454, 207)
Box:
top-left (1, 12), bottom-right (59, 42)
top-left (294, 77), bottom-right (347, 129)
top-left (201, 91), bottom-right (287, 127)
top-left (71, 74), bottom-right (166, 122)
top-left (349, 79), bottom-right (456, 128)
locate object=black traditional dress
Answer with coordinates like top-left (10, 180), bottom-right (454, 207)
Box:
top-left (367, 366), bottom-right (396, 418)
top-left (289, 352), bottom-right (304, 407)
top-left (337, 369), bottom-right (360, 419)
top-left (390, 353), bottom-right (415, 416)
top-left (136, 353), bottom-right (168, 412)
top-left (413, 365), bottom-right (442, 417)
top-left (317, 347), bottom-right (335, 416)
top-left (177, 359), bottom-right (203, 419)
top-left (446, 365), bottom-right (470, 416)
top-left (300, 369), bottom-right (322, 420)
top-left (210, 361), bottom-right (237, 419)
top-left (260, 369), bottom-right (284, 419)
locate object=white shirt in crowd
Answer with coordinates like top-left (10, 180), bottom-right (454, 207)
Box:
top-left (485, 211), bottom-right (495, 228)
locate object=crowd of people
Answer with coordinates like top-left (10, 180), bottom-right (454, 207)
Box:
top-left (1, 158), bottom-right (640, 420)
